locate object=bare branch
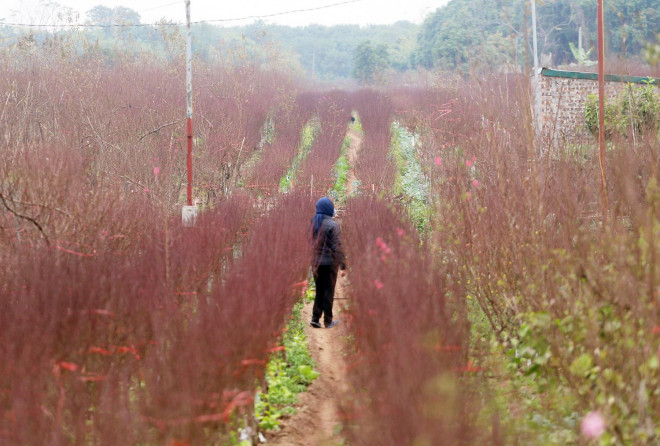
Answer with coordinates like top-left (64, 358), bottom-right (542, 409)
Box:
top-left (0, 91), bottom-right (10, 124)
top-left (121, 175), bottom-right (146, 189)
top-left (138, 118), bottom-right (185, 142)
top-left (0, 192), bottom-right (50, 246)
top-left (3, 196), bottom-right (70, 216)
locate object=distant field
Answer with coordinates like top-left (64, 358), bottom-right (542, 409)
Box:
top-left (0, 38), bottom-right (659, 445)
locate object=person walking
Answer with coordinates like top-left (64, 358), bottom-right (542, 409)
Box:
top-left (310, 196), bottom-right (346, 329)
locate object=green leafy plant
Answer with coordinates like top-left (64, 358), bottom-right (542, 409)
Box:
top-left (331, 136), bottom-right (351, 203)
top-left (644, 34), bottom-right (660, 67)
top-left (585, 84), bottom-right (660, 138)
top-left (279, 119), bottom-right (320, 191)
top-left (255, 300), bottom-right (319, 432)
top-left (569, 42), bottom-right (596, 66)
top-left (391, 123), bottom-right (431, 235)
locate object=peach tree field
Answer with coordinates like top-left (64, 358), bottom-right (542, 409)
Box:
top-left (0, 37), bottom-right (659, 445)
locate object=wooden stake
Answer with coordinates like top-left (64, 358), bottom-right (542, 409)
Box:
top-left (597, 0), bottom-right (609, 222)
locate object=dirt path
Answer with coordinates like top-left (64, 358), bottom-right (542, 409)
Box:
top-left (266, 282), bottom-right (351, 446)
top-left (344, 127), bottom-right (361, 196)
top-left (266, 126), bottom-right (361, 446)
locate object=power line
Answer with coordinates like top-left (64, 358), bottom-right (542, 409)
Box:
top-left (0, 0), bottom-right (364, 28)
top-left (192, 0), bottom-right (363, 24)
top-left (0, 21), bottom-right (159, 28)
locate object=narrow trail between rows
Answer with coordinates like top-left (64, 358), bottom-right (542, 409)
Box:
top-left (267, 126), bottom-right (362, 445)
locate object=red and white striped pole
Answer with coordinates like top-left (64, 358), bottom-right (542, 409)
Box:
top-left (185, 0), bottom-right (193, 207)
top-left (531, 0), bottom-right (541, 136)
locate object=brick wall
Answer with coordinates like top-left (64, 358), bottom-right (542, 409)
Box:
top-left (538, 69), bottom-right (659, 145)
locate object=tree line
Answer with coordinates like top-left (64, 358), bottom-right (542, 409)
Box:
top-left (417, 0), bottom-right (659, 72)
top-left (0, 0), bottom-right (657, 83)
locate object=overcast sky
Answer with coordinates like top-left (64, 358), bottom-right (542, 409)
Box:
top-left (0, 0), bottom-right (447, 27)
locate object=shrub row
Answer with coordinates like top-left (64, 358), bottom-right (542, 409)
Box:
top-left (422, 76), bottom-right (660, 443)
top-left (340, 196), bottom-right (478, 445)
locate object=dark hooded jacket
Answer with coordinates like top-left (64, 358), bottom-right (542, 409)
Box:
top-left (311, 197), bottom-right (346, 269)
top-left (313, 216), bottom-right (346, 269)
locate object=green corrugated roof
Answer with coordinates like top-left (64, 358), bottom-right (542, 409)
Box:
top-left (540, 68), bottom-right (659, 85)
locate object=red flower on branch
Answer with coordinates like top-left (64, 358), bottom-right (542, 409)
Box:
top-left (241, 358), bottom-right (266, 366)
top-left (266, 346), bottom-right (286, 353)
top-left (88, 346), bottom-right (112, 356)
top-left (221, 391), bottom-right (254, 423)
top-left (453, 360), bottom-right (481, 373)
top-left (78, 374), bottom-right (107, 382)
top-left (53, 361), bottom-right (79, 375)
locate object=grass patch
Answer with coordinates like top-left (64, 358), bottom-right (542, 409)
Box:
top-left (255, 287), bottom-right (319, 432)
top-left (390, 122), bottom-right (432, 236)
top-left (279, 118), bottom-right (320, 192)
top-left (329, 136), bottom-right (351, 204)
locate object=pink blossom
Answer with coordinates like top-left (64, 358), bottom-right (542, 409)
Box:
top-left (465, 160), bottom-right (473, 168)
top-left (472, 180), bottom-right (480, 188)
top-left (144, 187), bottom-right (150, 194)
top-left (434, 156), bottom-right (442, 167)
top-left (376, 236), bottom-right (392, 261)
top-left (376, 237), bottom-right (389, 252)
top-left (396, 228), bottom-right (404, 237)
top-left (580, 411), bottom-right (605, 438)
top-left (154, 166), bottom-right (160, 176)
top-left (374, 279), bottom-right (384, 289)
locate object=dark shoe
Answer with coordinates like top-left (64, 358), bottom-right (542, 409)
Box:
top-left (325, 320), bottom-right (339, 329)
top-left (310, 321), bottom-right (322, 328)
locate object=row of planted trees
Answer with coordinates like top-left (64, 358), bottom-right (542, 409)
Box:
top-left (0, 40), bottom-right (356, 444)
top-left (2, 35), bottom-right (659, 445)
top-left (326, 78), bottom-right (659, 444)
top-left (386, 76), bottom-right (660, 443)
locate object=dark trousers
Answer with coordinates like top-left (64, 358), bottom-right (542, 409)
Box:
top-left (312, 264), bottom-right (338, 325)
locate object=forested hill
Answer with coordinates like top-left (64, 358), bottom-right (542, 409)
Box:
top-left (417, 0), bottom-right (659, 71)
top-left (0, 0), bottom-right (658, 81)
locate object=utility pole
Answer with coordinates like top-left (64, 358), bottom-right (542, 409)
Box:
top-left (183, 0), bottom-right (197, 226)
top-left (531, 0), bottom-right (541, 136)
top-left (185, 0), bottom-right (193, 206)
top-left (597, 0), bottom-right (608, 221)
